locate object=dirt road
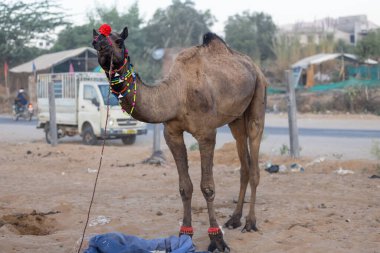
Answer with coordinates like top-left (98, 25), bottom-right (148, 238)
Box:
top-left (0, 140), bottom-right (379, 252)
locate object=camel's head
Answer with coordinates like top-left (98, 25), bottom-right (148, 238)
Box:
top-left (92, 24), bottom-right (129, 76)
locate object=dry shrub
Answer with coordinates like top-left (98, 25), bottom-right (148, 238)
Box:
top-left (268, 86), bottom-right (380, 115)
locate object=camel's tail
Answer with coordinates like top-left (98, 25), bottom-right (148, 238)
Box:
top-left (243, 63), bottom-right (267, 135)
top-left (250, 64), bottom-right (268, 117)
top-left (253, 63), bottom-right (269, 88)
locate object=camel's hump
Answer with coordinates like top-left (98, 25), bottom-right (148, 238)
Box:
top-left (202, 32), bottom-right (227, 46)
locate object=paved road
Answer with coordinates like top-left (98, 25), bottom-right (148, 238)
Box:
top-left (1, 114), bottom-right (379, 160)
top-left (200, 125), bottom-right (380, 139)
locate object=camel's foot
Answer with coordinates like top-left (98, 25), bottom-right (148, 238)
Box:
top-left (224, 214), bottom-right (242, 229)
top-left (208, 228), bottom-right (230, 253)
top-left (241, 218), bottom-right (259, 233)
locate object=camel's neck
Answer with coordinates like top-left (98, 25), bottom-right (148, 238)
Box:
top-left (118, 75), bottom-right (179, 123)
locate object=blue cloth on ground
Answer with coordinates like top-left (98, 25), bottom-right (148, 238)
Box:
top-left (84, 232), bottom-right (209, 253)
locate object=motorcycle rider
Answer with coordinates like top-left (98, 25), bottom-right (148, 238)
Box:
top-left (14, 88), bottom-right (28, 113)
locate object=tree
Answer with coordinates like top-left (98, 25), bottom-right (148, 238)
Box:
top-left (334, 39), bottom-right (355, 54)
top-left (142, 0), bottom-right (215, 49)
top-left (272, 33), bottom-right (302, 82)
top-left (52, 1), bottom-right (215, 82)
top-left (356, 30), bottom-right (380, 60)
top-left (51, 24), bottom-right (95, 52)
top-left (224, 11), bottom-right (276, 63)
top-left (52, 3), bottom-right (145, 58)
top-left (92, 3), bottom-right (153, 81)
top-left (0, 0), bottom-right (67, 66)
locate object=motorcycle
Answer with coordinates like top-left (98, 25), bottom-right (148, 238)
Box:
top-left (13, 103), bottom-right (34, 121)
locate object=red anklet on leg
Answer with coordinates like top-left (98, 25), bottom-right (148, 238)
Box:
top-left (208, 227), bottom-right (221, 235)
top-left (180, 226), bottom-right (194, 235)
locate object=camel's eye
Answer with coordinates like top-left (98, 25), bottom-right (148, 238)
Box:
top-left (115, 39), bottom-right (123, 48)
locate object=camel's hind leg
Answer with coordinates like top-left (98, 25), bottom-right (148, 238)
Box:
top-left (224, 117), bottom-right (250, 229)
top-left (243, 84), bottom-right (266, 232)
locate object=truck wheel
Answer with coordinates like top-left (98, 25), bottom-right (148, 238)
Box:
top-left (121, 135), bottom-right (136, 145)
top-left (82, 125), bottom-right (97, 145)
top-left (45, 127), bottom-right (51, 144)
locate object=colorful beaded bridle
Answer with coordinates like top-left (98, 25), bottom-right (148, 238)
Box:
top-left (94, 24), bottom-right (137, 115)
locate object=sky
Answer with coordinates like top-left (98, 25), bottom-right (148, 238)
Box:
top-left (56, 0), bottom-right (380, 34)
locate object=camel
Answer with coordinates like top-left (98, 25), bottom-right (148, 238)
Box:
top-left (92, 24), bottom-right (267, 252)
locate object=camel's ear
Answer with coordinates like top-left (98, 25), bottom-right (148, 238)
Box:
top-left (120, 26), bottom-right (128, 40)
top-left (93, 29), bottom-right (99, 39)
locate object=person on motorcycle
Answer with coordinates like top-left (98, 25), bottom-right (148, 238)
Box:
top-left (15, 88), bottom-right (28, 113)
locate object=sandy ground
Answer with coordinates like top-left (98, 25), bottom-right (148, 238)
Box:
top-left (0, 140), bottom-right (379, 253)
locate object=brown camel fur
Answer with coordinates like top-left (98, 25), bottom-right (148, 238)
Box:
top-left (92, 26), bottom-right (268, 252)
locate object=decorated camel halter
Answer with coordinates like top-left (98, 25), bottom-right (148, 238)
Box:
top-left (97, 24), bottom-right (137, 115)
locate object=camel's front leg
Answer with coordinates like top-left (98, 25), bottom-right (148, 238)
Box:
top-left (163, 125), bottom-right (194, 236)
top-left (196, 130), bottom-right (230, 253)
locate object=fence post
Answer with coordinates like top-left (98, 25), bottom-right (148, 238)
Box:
top-left (48, 81), bottom-right (58, 146)
top-left (286, 70), bottom-right (300, 158)
top-left (153, 124), bottom-right (162, 155)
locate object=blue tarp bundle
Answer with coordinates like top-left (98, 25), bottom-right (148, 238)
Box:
top-left (84, 232), bottom-right (209, 253)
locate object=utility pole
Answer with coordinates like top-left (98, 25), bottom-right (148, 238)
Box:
top-left (143, 48), bottom-right (167, 165)
top-left (286, 70), bottom-right (300, 158)
top-left (48, 81), bottom-right (58, 146)
top-left (153, 124), bottom-right (162, 156)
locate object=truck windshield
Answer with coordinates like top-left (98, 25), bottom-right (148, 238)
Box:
top-left (98, 84), bottom-right (119, 106)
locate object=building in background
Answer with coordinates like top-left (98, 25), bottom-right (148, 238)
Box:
top-left (279, 14), bottom-right (379, 46)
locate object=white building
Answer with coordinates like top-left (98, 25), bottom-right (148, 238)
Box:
top-left (30, 39), bottom-right (54, 50)
top-left (279, 15), bottom-right (379, 46)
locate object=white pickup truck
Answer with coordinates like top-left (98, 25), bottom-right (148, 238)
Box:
top-left (36, 72), bottom-right (147, 145)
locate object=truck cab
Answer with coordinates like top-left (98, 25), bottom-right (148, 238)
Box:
top-left (36, 72), bottom-right (147, 145)
top-left (78, 81), bottom-right (147, 145)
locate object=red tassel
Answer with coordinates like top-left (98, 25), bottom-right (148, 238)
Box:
top-left (180, 226), bottom-right (194, 235)
top-left (208, 227), bottom-right (221, 235)
top-left (99, 24), bottom-right (112, 36)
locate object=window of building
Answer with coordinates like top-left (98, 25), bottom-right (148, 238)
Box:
top-left (350, 34), bottom-right (355, 44)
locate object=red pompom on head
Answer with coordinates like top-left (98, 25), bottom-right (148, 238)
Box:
top-left (99, 24), bottom-right (112, 36)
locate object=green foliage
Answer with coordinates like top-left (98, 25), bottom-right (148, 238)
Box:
top-left (0, 0), bottom-right (67, 66)
top-left (272, 34), bottom-right (302, 83)
top-left (280, 144), bottom-right (290, 155)
top-left (140, 0), bottom-right (214, 81)
top-left (334, 39), bottom-right (355, 54)
top-left (53, 3), bottom-right (156, 79)
top-left (225, 11), bottom-right (276, 63)
top-left (52, 1), bottom-right (214, 82)
top-left (53, 3), bottom-right (144, 53)
top-left (143, 0), bottom-right (215, 49)
top-left (356, 30), bottom-right (380, 60)
top-left (51, 24), bottom-right (95, 51)
top-left (90, 3), bottom-right (143, 33)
